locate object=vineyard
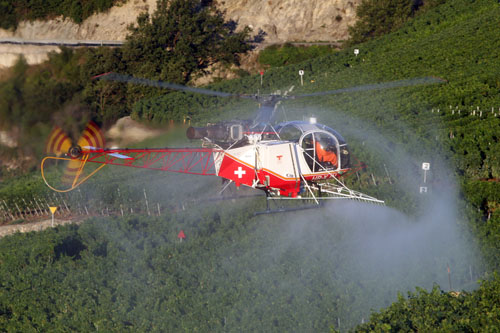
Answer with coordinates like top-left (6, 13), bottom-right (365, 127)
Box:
top-left (1, 0), bottom-right (499, 331)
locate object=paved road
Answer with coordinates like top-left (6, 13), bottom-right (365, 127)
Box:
top-left (0, 37), bottom-right (124, 47)
top-left (0, 37), bottom-right (340, 48)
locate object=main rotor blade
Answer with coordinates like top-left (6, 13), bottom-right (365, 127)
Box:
top-left (92, 72), bottom-right (236, 98)
top-left (296, 77), bottom-right (446, 97)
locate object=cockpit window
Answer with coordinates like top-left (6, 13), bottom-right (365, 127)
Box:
top-left (301, 133), bottom-right (317, 172)
top-left (301, 132), bottom-right (339, 172)
top-left (317, 124), bottom-right (346, 145)
top-left (276, 121), bottom-right (350, 172)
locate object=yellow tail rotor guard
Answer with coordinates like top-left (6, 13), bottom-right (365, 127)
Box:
top-left (40, 156), bottom-right (107, 192)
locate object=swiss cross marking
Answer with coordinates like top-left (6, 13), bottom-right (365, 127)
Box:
top-left (234, 166), bottom-right (246, 179)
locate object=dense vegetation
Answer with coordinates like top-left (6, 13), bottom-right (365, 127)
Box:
top-left (347, 0), bottom-right (447, 45)
top-left (0, 0), bottom-right (121, 29)
top-left (1, 0), bottom-right (499, 331)
top-left (357, 275), bottom-right (500, 332)
top-left (258, 43), bottom-right (337, 68)
top-left (0, 192), bottom-right (487, 331)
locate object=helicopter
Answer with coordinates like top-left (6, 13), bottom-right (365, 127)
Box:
top-left (41, 73), bottom-right (445, 213)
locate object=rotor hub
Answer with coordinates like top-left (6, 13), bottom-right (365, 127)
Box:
top-left (68, 145), bottom-right (82, 158)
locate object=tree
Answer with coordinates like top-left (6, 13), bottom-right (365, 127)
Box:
top-left (347, 0), bottom-right (446, 45)
top-left (122, 0), bottom-right (254, 84)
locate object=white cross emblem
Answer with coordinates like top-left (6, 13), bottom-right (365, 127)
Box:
top-left (234, 166), bottom-right (246, 179)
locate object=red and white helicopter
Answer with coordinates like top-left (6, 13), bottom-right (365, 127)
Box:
top-left (41, 73), bottom-right (444, 213)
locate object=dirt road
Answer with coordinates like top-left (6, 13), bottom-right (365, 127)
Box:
top-left (0, 218), bottom-right (82, 238)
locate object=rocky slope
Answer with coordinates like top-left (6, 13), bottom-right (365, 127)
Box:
top-left (0, 0), bottom-right (157, 41)
top-left (0, 0), bottom-right (360, 68)
top-left (217, 0), bottom-right (360, 42)
top-left (0, 0), bottom-right (157, 67)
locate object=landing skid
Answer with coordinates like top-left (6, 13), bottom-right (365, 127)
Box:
top-left (255, 178), bottom-right (384, 215)
top-left (205, 193), bottom-right (263, 203)
top-left (255, 196), bottom-right (323, 215)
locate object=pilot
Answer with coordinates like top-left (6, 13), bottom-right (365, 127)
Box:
top-left (315, 137), bottom-right (338, 168)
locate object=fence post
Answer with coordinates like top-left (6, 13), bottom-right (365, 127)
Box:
top-left (62, 198), bottom-right (70, 214)
top-left (76, 202), bottom-right (83, 216)
top-left (41, 197), bottom-right (50, 214)
top-left (2, 200), bottom-right (15, 220)
top-left (34, 197), bottom-right (46, 215)
top-left (0, 204), bottom-right (7, 221)
top-left (31, 199), bottom-right (41, 216)
top-left (143, 188), bottom-right (151, 216)
top-left (14, 201), bottom-right (24, 219)
top-left (383, 164), bottom-right (392, 184)
top-left (21, 199), bottom-right (32, 218)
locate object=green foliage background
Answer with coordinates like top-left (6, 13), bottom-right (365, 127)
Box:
top-left (346, 0), bottom-right (447, 45)
top-left (0, 0), bottom-right (499, 331)
top-left (356, 275), bottom-right (500, 332)
top-left (258, 43), bottom-right (337, 68)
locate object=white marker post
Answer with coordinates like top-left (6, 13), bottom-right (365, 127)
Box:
top-left (49, 206), bottom-right (58, 227)
top-left (260, 71), bottom-right (264, 86)
top-left (354, 48), bottom-right (359, 57)
top-left (298, 70), bottom-right (304, 86)
top-left (422, 162), bottom-right (430, 183)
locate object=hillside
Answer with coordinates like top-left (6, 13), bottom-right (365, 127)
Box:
top-left (0, 0), bottom-right (358, 43)
top-left (0, 0), bottom-right (156, 68)
top-left (0, 0), bottom-right (360, 68)
top-left (0, 0), bottom-right (499, 331)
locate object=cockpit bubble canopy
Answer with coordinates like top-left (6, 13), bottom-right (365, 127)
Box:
top-left (276, 121), bottom-right (350, 171)
top-left (276, 121), bottom-right (346, 145)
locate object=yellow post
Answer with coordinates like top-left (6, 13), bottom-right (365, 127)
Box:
top-left (49, 206), bottom-right (58, 227)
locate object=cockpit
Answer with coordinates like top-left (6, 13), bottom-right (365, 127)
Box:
top-left (276, 121), bottom-right (350, 172)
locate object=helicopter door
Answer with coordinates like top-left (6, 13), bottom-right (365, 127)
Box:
top-left (301, 133), bottom-right (317, 172)
top-left (301, 132), bottom-right (339, 173)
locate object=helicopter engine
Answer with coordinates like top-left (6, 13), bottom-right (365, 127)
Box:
top-left (186, 122), bottom-right (246, 146)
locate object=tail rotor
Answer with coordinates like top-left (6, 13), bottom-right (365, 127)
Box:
top-left (43, 121), bottom-right (106, 191)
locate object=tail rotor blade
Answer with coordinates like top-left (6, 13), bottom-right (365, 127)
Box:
top-left (45, 126), bottom-right (72, 156)
top-left (77, 120), bottom-right (106, 149)
top-left (62, 159), bottom-right (83, 186)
